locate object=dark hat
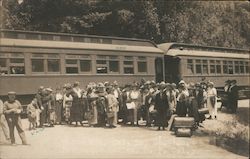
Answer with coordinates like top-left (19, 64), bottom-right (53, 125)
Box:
top-left (225, 80), bottom-right (231, 83)
top-left (8, 91), bottom-right (16, 95)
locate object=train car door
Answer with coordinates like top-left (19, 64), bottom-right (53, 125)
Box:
top-left (164, 55), bottom-right (181, 83)
top-left (155, 57), bottom-right (164, 83)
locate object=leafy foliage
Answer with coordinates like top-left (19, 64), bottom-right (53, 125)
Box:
top-left (1, 0), bottom-right (249, 49)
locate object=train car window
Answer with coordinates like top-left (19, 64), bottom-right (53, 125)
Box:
top-left (9, 55), bottom-right (25, 74)
top-left (47, 59), bottom-right (60, 72)
top-left (239, 61), bottom-right (245, 74)
top-left (96, 58), bottom-right (108, 74)
top-left (195, 60), bottom-right (202, 74)
top-left (228, 61), bottom-right (233, 74)
top-left (138, 61), bottom-right (147, 73)
top-left (109, 61), bottom-right (119, 73)
top-left (234, 61), bottom-right (240, 74)
top-left (245, 62), bottom-right (249, 73)
top-left (210, 60), bottom-right (216, 74)
top-left (124, 58), bottom-right (134, 74)
top-left (80, 60), bottom-right (91, 72)
top-left (10, 66), bottom-right (25, 74)
top-left (187, 59), bottom-right (194, 74)
top-left (32, 59), bottom-right (44, 72)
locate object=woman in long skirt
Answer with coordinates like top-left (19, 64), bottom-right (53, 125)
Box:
top-left (129, 84), bottom-right (141, 126)
top-left (55, 88), bottom-right (63, 124)
top-left (87, 87), bottom-right (98, 126)
top-left (206, 82), bottom-right (217, 119)
top-left (63, 85), bottom-right (73, 124)
top-left (176, 81), bottom-right (189, 117)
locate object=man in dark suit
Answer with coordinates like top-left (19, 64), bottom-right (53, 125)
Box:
top-left (154, 82), bottom-right (169, 130)
top-left (228, 80), bottom-right (239, 113)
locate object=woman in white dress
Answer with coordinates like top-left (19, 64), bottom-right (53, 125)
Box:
top-left (129, 84), bottom-right (141, 126)
top-left (206, 82), bottom-right (217, 119)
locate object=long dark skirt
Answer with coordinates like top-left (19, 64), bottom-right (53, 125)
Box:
top-left (187, 98), bottom-right (200, 122)
top-left (55, 101), bottom-right (63, 123)
top-left (176, 101), bottom-right (187, 117)
top-left (155, 111), bottom-right (168, 127)
top-left (70, 98), bottom-right (83, 122)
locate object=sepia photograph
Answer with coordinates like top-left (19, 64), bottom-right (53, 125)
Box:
top-left (0, 0), bottom-right (249, 158)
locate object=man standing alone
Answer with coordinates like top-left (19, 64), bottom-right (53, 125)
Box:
top-left (3, 92), bottom-right (28, 145)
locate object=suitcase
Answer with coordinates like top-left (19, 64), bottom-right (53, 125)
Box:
top-left (175, 128), bottom-right (192, 137)
top-left (173, 117), bottom-right (195, 128)
top-left (198, 108), bottom-right (209, 114)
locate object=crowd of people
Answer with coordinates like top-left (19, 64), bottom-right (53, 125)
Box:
top-left (0, 78), bottom-right (239, 145)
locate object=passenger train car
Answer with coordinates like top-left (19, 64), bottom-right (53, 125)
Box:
top-left (0, 29), bottom-right (164, 103)
top-left (158, 43), bottom-right (250, 98)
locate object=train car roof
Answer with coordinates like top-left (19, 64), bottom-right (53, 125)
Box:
top-left (158, 43), bottom-right (249, 54)
top-left (0, 38), bottom-right (163, 54)
top-left (0, 29), bottom-right (157, 47)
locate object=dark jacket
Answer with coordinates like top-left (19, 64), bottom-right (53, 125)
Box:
top-left (154, 91), bottom-right (169, 114)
